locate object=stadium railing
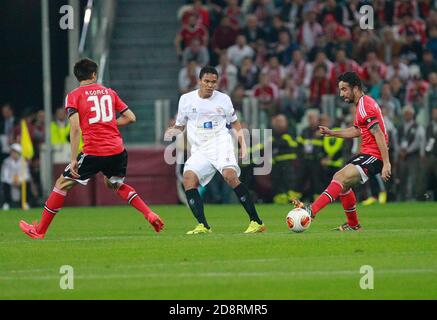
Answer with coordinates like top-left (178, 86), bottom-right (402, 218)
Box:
top-left (78, 0), bottom-right (116, 84)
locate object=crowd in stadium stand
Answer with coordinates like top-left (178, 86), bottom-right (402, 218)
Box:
top-left (175, 0), bottom-right (437, 204)
top-left (0, 104), bottom-right (71, 210)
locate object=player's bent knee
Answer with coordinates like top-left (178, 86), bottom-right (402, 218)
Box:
top-left (183, 172), bottom-right (198, 189)
top-left (333, 166), bottom-right (360, 191)
top-left (104, 177), bottom-right (119, 190)
top-left (55, 175), bottom-right (76, 192)
top-left (333, 171), bottom-right (345, 183)
top-left (54, 176), bottom-right (67, 189)
top-left (222, 169), bottom-right (239, 187)
top-left (107, 182), bottom-right (119, 191)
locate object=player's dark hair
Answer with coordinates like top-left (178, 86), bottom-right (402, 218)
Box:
top-left (199, 66), bottom-right (219, 80)
top-left (74, 58), bottom-right (98, 82)
top-left (338, 71), bottom-right (362, 90)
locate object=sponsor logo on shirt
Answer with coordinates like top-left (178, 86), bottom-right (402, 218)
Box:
top-left (203, 121), bottom-right (213, 129)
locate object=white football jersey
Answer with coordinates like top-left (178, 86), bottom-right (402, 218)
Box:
top-left (176, 90), bottom-right (238, 156)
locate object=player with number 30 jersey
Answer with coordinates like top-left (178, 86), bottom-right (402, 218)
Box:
top-left (19, 58), bottom-right (164, 239)
top-left (65, 84), bottom-right (128, 156)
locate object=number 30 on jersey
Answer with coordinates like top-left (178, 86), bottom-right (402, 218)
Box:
top-left (88, 95), bottom-right (114, 124)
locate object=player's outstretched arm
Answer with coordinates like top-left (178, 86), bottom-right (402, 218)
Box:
top-left (69, 113), bottom-right (81, 179)
top-left (231, 120), bottom-right (247, 159)
top-left (370, 124), bottom-right (391, 182)
top-left (319, 126), bottom-right (361, 139)
top-left (117, 109), bottom-right (136, 127)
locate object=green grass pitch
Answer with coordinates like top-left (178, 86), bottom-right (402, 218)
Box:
top-left (0, 203), bottom-right (436, 299)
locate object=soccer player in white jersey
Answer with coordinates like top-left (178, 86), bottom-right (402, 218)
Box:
top-left (165, 66), bottom-right (265, 234)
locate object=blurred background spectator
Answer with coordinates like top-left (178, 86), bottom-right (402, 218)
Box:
top-left (425, 108), bottom-right (437, 199)
top-left (270, 114), bottom-right (300, 204)
top-left (178, 60), bottom-right (201, 94)
top-left (397, 105), bottom-right (426, 201)
top-left (0, 104), bottom-right (16, 165)
top-left (227, 34), bottom-right (255, 67)
top-left (182, 38), bottom-right (210, 66)
top-left (216, 52), bottom-right (238, 94)
top-left (1, 144), bottom-right (31, 210)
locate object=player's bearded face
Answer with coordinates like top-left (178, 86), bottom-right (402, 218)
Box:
top-left (339, 81), bottom-right (354, 103)
top-left (199, 74), bottom-right (218, 98)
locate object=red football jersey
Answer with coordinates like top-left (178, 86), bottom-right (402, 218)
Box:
top-left (354, 95), bottom-right (389, 160)
top-left (65, 83), bottom-right (128, 156)
top-left (179, 25), bottom-right (208, 47)
top-left (253, 84), bottom-right (279, 102)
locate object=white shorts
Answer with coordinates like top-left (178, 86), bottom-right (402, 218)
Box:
top-left (184, 148), bottom-right (241, 186)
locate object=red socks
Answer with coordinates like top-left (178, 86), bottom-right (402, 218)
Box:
top-left (37, 187), bottom-right (66, 234)
top-left (311, 180), bottom-right (343, 216)
top-left (310, 180), bottom-right (359, 226)
top-left (340, 189), bottom-right (359, 227)
top-left (36, 184), bottom-right (154, 235)
top-left (116, 183), bottom-right (152, 218)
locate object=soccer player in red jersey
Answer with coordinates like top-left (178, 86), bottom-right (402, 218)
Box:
top-left (19, 58), bottom-right (164, 239)
top-left (293, 71), bottom-right (391, 231)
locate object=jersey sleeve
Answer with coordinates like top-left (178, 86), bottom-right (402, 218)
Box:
top-left (175, 95), bottom-right (188, 126)
top-left (112, 90), bottom-right (129, 114)
top-left (225, 96), bottom-right (238, 123)
top-left (353, 115), bottom-right (359, 128)
top-left (358, 97), bottom-right (379, 130)
top-left (65, 93), bottom-right (78, 118)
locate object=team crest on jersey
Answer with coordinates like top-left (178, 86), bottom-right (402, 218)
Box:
top-left (216, 107), bottom-right (225, 115)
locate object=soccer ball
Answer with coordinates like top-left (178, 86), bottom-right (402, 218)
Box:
top-left (286, 208), bottom-right (311, 233)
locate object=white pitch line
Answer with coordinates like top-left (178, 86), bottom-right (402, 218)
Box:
top-left (0, 228), bottom-right (437, 245)
top-left (1, 228), bottom-right (437, 244)
top-left (0, 268), bottom-right (435, 281)
top-left (0, 235), bottom-right (152, 244)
